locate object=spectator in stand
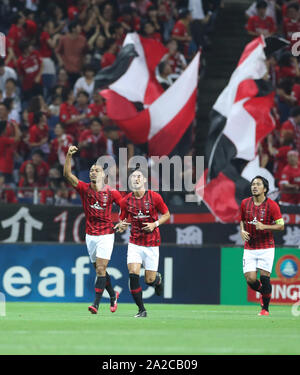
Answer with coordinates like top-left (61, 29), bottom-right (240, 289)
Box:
top-left (59, 87), bottom-right (85, 141)
top-left (104, 125), bottom-right (134, 164)
top-left (272, 142), bottom-right (293, 183)
top-left (49, 95), bottom-right (62, 117)
top-left (2, 79), bottom-right (21, 118)
top-left (17, 39), bottom-right (43, 104)
top-left (100, 38), bottom-right (118, 69)
top-left (279, 150), bottom-right (300, 205)
top-left (75, 90), bottom-right (90, 132)
top-left (0, 173), bottom-right (17, 203)
top-left (0, 100), bottom-right (20, 137)
top-left (39, 19), bottom-right (60, 98)
top-left (146, 5), bottom-right (163, 35)
top-left (7, 12), bottom-right (27, 64)
top-left (245, 0), bottom-right (278, 24)
top-left (117, 5), bottom-right (141, 33)
top-left (280, 106), bottom-right (300, 152)
top-left (28, 111), bottom-right (50, 155)
top-left (282, 3), bottom-right (300, 50)
top-left (40, 174), bottom-right (76, 206)
top-left (87, 90), bottom-right (111, 127)
top-left (19, 149), bottom-right (49, 187)
top-left (109, 22), bottom-right (126, 51)
top-left (275, 52), bottom-right (300, 82)
top-left (23, 95), bottom-right (49, 128)
top-left (0, 58), bottom-right (18, 93)
top-left (156, 59), bottom-right (179, 90)
top-left (141, 20), bottom-right (163, 42)
top-left (88, 27), bottom-right (106, 69)
top-left (55, 68), bottom-right (69, 89)
top-left (188, 0), bottom-right (213, 50)
top-left (163, 39), bottom-right (187, 74)
top-left (56, 21), bottom-right (89, 86)
top-left (48, 123), bottom-right (74, 168)
top-left (246, 0), bottom-right (276, 38)
top-left (293, 81), bottom-right (300, 106)
top-left (276, 78), bottom-right (298, 122)
top-left (3, 96), bottom-right (21, 125)
top-left (78, 117), bottom-right (107, 180)
top-left (18, 161), bottom-right (41, 200)
top-left (73, 64), bottom-right (96, 99)
top-left (0, 120), bottom-right (21, 183)
top-left (171, 8), bottom-right (193, 59)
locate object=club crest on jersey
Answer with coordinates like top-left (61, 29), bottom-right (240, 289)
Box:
top-left (133, 210), bottom-right (150, 219)
top-left (248, 216), bottom-right (258, 225)
top-left (90, 201), bottom-right (104, 210)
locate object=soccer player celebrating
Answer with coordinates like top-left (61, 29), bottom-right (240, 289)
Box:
top-left (115, 168), bottom-right (170, 318)
top-left (240, 176), bottom-right (284, 316)
top-left (64, 145), bottom-right (122, 315)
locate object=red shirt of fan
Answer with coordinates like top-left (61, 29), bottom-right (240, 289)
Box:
top-left (283, 17), bottom-right (300, 45)
top-left (78, 129), bottom-right (107, 159)
top-left (240, 197), bottom-right (282, 250)
top-left (20, 159), bottom-right (49, 186)
top-left (279, 164), bottom-right (300, 204)
top-left (171, 20), bottom-right (189, 56)
top-left (119, 190), bottom-right (169, 247)
top-left (87, 102), bottom-right (106, 118)
top-left (246, 15), bottom-right (276, 35)
top-left (29, 124), bottom-right (49, 145)
top-left (0, 136), bottom-right (16, 174)
top-left (17, 50), bottom-right (42, 90)
top-left (40, 31), bottom-right (52, 58)
top-left (59, 102), bottom-right (80, 139)
top-left (75, 181), bottom-right (122, 235)
top-left (7, 24), bottom-right (26, 57)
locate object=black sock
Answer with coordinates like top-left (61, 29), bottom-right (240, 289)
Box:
top-left (146, 273), bottom-right (160, 287)
top-left (105, 272), bottom-right (115, 298)
top-left (94, 276), bottom-right (106, 307)
top-left (260, 275), bottom-right (272, 311)
top-left (247, 279), bottom-right (261, 292)
top-left (129, 273), bottom-right (145, 311)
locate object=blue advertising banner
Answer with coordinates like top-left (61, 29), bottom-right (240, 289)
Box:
top-left (0, 244), bottom-right (220, 304)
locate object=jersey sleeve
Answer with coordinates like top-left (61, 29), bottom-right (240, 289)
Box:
top-left (239, 200), bottom-right (245, 222)
top-left (119, 197), bottom-right (129, 220)
top-left (74, 180), bottom-right (88, 194)
top-left (270, 200), bottom-right (282, 221)
top-left (153, 192), bottom-right (169, 214)
top-left (111, 188), bottom-right (123, 206)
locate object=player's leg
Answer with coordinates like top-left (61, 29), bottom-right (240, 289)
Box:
top-left (257, 248), bottom-right (274, 315)
top-left (128, 262), bottom-right (147, 317)
top-left (88, 257), bottom-right (110, 313)
top-left (92, 263), bottom-right (119, 312)
top-left (243, 249), bottom-right (261, 292)
top-left (144, 247), bottom-right (163, 296)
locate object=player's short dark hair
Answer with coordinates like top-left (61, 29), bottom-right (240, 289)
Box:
top-left (251, 175), bottom-right (269, 194)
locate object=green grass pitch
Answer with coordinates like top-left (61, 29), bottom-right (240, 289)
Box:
top-left (0, 303), bottom-right (299, 355)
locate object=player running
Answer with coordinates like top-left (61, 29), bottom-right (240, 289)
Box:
top-left (115, 168), bottom-right (170, 318)
top-left (64, 145), bottom-right (122, 315)
top-left (240, 176), bottom-right (284, 316)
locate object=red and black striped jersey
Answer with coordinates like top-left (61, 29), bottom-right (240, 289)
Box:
top-left (240, 197), bottom-right (282, 250)
top-left (75, 181), bottom-right (122, 235)
top-left (120, 190), bottom-right (169, 247)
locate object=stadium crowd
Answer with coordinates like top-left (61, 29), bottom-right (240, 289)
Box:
top-left (0, 0), bottom-right (299, 207)
top-left (245, 0), bottom-right (300, 205)
top-left (0, 0), bottom-right (223, 206)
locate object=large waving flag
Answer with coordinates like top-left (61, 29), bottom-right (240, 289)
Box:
top-left (100, 33), bottom-right (200, 156)
top-left (195, 36), bottom-right (276, 223)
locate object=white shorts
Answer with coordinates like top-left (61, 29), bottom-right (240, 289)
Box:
top-left (127, 243), bottom-right (159, 271)
top-left (85, 233), bottom-right (115, 263)
top-left (243, 248), bottom-right (275, 274)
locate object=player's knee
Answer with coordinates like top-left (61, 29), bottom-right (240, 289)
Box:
top-left (95, 263), bottom-right (106, 276)
top-left (245, 274), bottom-right (257, 285)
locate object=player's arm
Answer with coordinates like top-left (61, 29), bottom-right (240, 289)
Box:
top-left (240, 220), bottom-right (250, 242)
top-left (142, 193), bottom-right (170, 233)
top-left (255, 202), bottom-right (285, 231)
top-left (63, 145), bottom-right (79, 188)
top-left (255, 219), bottom-right (284, 231)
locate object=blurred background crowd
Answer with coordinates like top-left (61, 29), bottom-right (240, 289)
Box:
top-left (0, 0), bottom-right (299, 207)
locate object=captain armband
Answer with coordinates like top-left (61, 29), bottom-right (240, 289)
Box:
top-left (275, 218), bottom-right (284, 225)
